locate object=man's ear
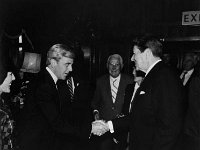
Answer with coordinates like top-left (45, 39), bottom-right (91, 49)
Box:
top-left (50, 59), bottom-right (57, 68)
top-left (145, 48), bottom-right (153, 58)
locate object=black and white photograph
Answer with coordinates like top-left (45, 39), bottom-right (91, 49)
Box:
top-left (0, 0), bottom-right (200, 150)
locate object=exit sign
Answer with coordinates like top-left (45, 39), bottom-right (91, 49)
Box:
top-left (182, 11), bottom-right (200, 25)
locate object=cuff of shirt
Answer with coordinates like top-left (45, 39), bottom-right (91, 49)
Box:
top-left (107, 121), bottom-right (114, 133)
top-left (93, 110), bottom-right (99, 113)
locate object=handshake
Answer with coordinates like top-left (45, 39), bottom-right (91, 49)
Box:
top-left (91, 120), bottom-right (110, 136)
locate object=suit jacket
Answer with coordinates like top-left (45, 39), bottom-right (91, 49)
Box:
top-left (57, 75), bottom-right (93, 129)
top-left (122, 83), bottom-right (136, 115)
top-left (115, 83), bottom-right (136, 150)
top-left (90, 73), bottom-right (133, 150)
top-left (182, 69), bottom-right (197, 95)
top-left (113, 61), bottom-right (185, 150)
top-left (184, 71), bottom-right (200, 138)
top-left (91, 73), bottom-right (134, 121)
top-left (17, 70), bottom-right (92, 150)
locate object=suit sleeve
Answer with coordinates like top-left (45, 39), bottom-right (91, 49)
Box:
top-left (36, 84), bottom-right (92, 139)
top-left (112, 114), bottom-right (130, 133)
top-left (152, 70), bottom-right (184, 150)
top-left (91, 79), bottom-right (101, 112)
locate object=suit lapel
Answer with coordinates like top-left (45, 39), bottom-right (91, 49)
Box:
top-left (130, 61), bottom-right (163, 112)
top-left (105, 75), bottom-right (115, 104)
top-left (45, 70), bottom-right (61, 111)
top-left (45, 70), bottom-right (58, 91)
top-left (185, 70), bottom-right (195, 88)
top-left (127, 84), bottom-right (135, 102)
top-left (115, 74), bottom-right (124, 104)
top-left (122, 83), bottom-right (135, 114)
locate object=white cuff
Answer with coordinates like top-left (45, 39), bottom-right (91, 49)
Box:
top-left (93, 110), bottom-right (99, 113)
top-left (107, 121), bottom-right (114, 133)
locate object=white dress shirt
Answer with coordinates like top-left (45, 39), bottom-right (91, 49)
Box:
top-left (46, 67), bottom-right (58, 85)
top-left (180, 69), bottom-right (194, 86)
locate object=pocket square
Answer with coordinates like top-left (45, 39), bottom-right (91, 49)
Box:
top-left (140, 91), bottom-right (145, 95)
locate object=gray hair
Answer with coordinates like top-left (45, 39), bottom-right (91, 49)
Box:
top-left (46, 44), bottom-right (75, 65)
top-left (106, 54), bottom-right (124, 69)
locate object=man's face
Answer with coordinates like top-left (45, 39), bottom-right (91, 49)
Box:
top-left (54, 57), bottom-right (74, 80)
top-left (183, 55), bottom-right (195, 71)
top-left (1, 72), bottom-right (15, 93)
top-left (108, 58), bottom-right (121, 78)
top-left (131, 46), bottom-right (148, 72)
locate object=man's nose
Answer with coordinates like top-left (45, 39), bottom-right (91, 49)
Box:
top-left (131, 55), bottom-right (134, 61)
top-left (12, 74), bottom-right (16, 81)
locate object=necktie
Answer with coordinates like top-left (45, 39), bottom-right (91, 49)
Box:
top-left (67, 78), bottom-right (74, 100)
top-left (181, 71), bottom-right (187, 83)
top-left (56, 80), bottom-right (61, 90)
top-left (111, 79), bottom-right (118, 103)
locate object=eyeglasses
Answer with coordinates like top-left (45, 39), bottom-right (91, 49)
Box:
top-left (109, 63), bottom-right (120, 67)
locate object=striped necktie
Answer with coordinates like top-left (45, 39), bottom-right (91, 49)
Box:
top-left (181, 71), bottom-right (187, 84)
top-left (67, 78), bottom-right (74, 100)
top-left (111, 79), bottom-right (118, 103)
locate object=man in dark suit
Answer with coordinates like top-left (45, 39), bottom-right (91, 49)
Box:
top-left (91, 54), bottom-right (134, 150)
top-left (180, 53), bottom-right (198, 88)
top-left (16, 44), bottom-right (93, 150)
top-left (94, 35), bottom-right (186, 150)
top-left (182, 65), bottom-right (200, 150)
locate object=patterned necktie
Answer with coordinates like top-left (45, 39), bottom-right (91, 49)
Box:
top-left (67, 78), bottom-right (74, 100)
top-left (111, 79), bottom-right (118, 103)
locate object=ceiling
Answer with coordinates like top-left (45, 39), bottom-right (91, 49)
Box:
top-left (1, 0), bottom-right (199, 51)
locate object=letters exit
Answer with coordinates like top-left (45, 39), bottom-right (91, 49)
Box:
top-left (182, 11), bottom-right (200, 25)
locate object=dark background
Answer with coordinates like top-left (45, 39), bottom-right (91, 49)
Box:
top-left (0, 0), bottom-right (200, 82)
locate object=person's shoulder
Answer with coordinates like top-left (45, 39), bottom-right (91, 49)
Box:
top-left (121, 73), bottom-right (134, 81)
top-left (191, 70), bottom-right (200, 83)
top-left (32, 71), bottom-right (53, 89)
top-left (97, 74), bottom-right (109, 81)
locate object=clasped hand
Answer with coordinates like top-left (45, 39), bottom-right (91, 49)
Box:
top-left (91, 120), bottom-right (109, 136)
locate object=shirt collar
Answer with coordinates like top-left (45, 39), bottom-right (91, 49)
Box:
top-left (145, 59), bottom-right (162, 77)
top-left (185, 68), bottom-right (194, 75)
top-left (46, 67), bottom-right (58, 84)
top-left (110, 74), bottom-right (121, 82)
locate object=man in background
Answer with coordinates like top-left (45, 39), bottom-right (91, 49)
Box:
top-left (91, 54), bottom-right (134, 150)
top-left (183, 64), bottom-right (200, 150)
top-left (180, 53), bottom-right (198, 87)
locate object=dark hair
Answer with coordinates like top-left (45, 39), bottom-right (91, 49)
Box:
top-left (133, 35), bottom-right (163, 57)
top-left (0, 66), bottom-right (7, 85)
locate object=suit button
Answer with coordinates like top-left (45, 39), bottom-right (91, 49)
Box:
top-left (112, 107), bottom-right (114, 110)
